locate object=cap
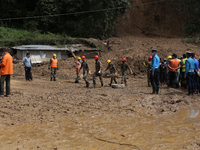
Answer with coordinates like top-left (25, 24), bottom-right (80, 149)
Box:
top-left (152, 49), bottom-right (158, 52)
top-left (186, 51), bottom-right (192, 54)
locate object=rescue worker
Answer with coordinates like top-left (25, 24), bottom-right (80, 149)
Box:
top-left (0, 48), bottom-right (13, 97)
top-left (23, 52), bottom-right (32, 81)
top-left (144, 56), bottom-right (152, 87)
top-left (151, 49), bottom-right (160, 94)
top-left (184, 52), bottom-right (195, 95)
top-left (93, 55), bottom-right (103, 88)
top-left (176, 57), bottom-right (181, 88)
top-left (48, 54), bottom-right (58, 81)
top-left (168, 53), bottom-right (181, 88)
top-left (166, 55), bottom-right (172, 85)
top-left (159, 58), bottom-right (167, 87)
top-left (80, 56), bottom-right (91, 87)
top-left (75, 57), bottom-right (82, 83)
top-left (105, 60), bottom-right (117, 86)
top-left (181, 54), bottom-right (187, 88)
top-left (192, 53), bottom-right (199, 95)
top-left (120, 58), bottom-right (133, 86)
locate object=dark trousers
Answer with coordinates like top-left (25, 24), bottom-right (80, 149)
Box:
top-left (194, 72), bottom-right (199, 90)
top-left (25, 67), bottom-right (32, 81)
top-left (181, 72), bottom-right (187, 88)
top-left (169, 71), bottom-right (178, 87)
top-left (0, 75), bottom-right (10, 95)
top-left (151, 68), bottom-right (160, 87)
top-left (186, 72), bottom-right (195, 94)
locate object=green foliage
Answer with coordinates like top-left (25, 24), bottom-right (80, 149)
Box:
top-left (175, 0), bottom-right (200, 36)
top-left (0, 0), bottom-right (130, 39)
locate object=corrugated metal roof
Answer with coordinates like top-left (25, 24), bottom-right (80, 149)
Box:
top-left (12, 45), bottom-right (72, 51)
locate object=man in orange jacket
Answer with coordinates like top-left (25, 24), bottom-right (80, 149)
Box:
top-left (0, 48), bottom-right (13, 97)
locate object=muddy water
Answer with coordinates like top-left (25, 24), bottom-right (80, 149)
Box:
top-left (1, 109), bottom-right (200, 150)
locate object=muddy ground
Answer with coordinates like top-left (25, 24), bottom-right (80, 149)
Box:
top-left (1, 36), bottom-right (200, 150)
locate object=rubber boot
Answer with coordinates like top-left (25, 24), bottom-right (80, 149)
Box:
top-left (156, 85), bottom-right (159, 94)
top-left (152, 86), bottom-right (156, 94)
top-left (101, 82), bottom-right (104, 87)
top-left (54, 77), bottom-right (56, 81)
top-left (86, 82), bottom-right (90, 87)
top-left (50, 77), bottom-right (52, 81)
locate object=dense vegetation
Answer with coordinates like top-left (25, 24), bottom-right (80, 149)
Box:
top-left (175, 0), bottom-right (200, 36)
top-left (0, 0), bottom-right (130, 39)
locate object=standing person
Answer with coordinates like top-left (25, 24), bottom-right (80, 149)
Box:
top-left (48, 54), bottom-right (58, 81)
top-left (192, 53), bottom-right (199, 95)
top-left (120, 58), bottom-right (133, 86)
top-left (184, 52), bottom-right (195, 95)
top-left (75, 57), bottom-right (82, 83)
top-left (176, 57), bottom-right (181, 88)
top-left (168, 54), bottom-right (181, 88)
top-left (23, 52), bottom-right (32, 81)
top-left (159, 58), bottom-right (167, 87)
top-left (105, 60), bottom-right (117, 86)
top-left (166, 55), bottom-right (172, 85)
top-left (144, 56), bottom-right (152, 87)
top-left (80, 56), bottom-right (91, 87)
top-left (181, 54), bottom-right (187, 88)
top-left (93, 55), bottom-right (103, 88)
top-left (0, 48), bottom-right (13, 97)
top-left (151, 49), bottom-right (160, 94)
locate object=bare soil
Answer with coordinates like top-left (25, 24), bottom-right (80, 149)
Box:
top-left (1, 36), bottom-right (200, 150)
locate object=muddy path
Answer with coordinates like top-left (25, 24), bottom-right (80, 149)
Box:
top-left (0, 75), bottom-right (200, 150)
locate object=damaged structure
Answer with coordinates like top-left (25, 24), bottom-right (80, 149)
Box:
top-left (12, 45), bottom-right (101, 63)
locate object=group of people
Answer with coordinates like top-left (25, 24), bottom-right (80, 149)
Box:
top-left (1, 47), bottom-right (199, 97)
top-left (74, 55), bottom-right (133, 88)
top-left (146, 49), bottom-right (200, 95)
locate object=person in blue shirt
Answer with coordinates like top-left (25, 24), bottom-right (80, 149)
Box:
top-left (184, 52), bottom-right (195, 95)
top-left (191, 53), bottom-right (199, 95)
top-left (151, 49), bottom-right (160, 94)
top-left (23, 52), bottom-right (32, 81)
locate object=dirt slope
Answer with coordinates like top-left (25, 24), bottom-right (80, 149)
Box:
top-left (115, 0), bottom-right (182, 37)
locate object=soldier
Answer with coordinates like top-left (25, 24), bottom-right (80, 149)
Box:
top-left (105, 60), bottom-right (117, 86)
top-left (48, 54), bottom-right (58, 81)
top-left (75, 57), bottom-right (82, 83)
top-left (80, 56), bottom-right (91, 87)
top-left (120, 58), bottom-right (133, 86)
top-left (144, 56), bottom-right (152, 87)
top-left (93, 55), bottom-right (103, 88)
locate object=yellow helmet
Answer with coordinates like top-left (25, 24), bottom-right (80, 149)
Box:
top-left (77, 57), bottom-right (81, 60)
top-left (167, 55), bottom-right (172, 59)
top-left (107, 60), bottom-right (111, 64)
top-left (53, 54), bottom-right (57, 57)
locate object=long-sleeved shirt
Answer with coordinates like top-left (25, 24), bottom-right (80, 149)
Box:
top-left (184, 57), bottom-right (195, 76)
top-left (151, 54), bottom-right (160, 73)
top-left (23, 57), bottom-right (31, 67)
top-left (193, 57), bottom-right (199, 72)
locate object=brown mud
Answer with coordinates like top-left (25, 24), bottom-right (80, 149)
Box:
top-left (1, 37), bottom-right (200, 149)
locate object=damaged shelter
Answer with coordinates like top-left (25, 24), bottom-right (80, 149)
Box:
top-left (12, 45), bottom-right (101, 63)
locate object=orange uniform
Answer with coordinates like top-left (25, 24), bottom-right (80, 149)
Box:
top-left (0, 52), bottom-right (13, 75)
top-left (51, 58), bottom-right (58, 68)
top-left (169, 59), bottom-right (180, 72)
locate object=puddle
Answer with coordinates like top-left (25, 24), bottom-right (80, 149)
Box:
top-left (178, 109), bottom-right (200, 119)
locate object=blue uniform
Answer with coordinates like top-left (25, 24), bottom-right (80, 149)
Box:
top-left (151, 54), bottom-right (160, 93)
top-left (151, 54), bottom-right (160, 73)
top-left (185, 57), bottom-right (195, 94)
top-left (193, 58), bottom-right (199, 90)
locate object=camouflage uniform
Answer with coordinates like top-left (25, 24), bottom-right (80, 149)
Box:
top-left (81, 61), bottom-right (90, 87)
top-left (121, 63), bottom-right (130, 85)
top-left (106, 63), bottom-right (117, 85)
top-left (145, 62), bottom-right (152, 86)
top-left (75, 61), bottom-right (81, 83)
top-left (93, 60), bottom-right (103, 87)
